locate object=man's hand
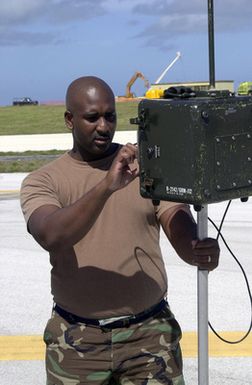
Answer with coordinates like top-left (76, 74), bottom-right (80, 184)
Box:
top-left (191, 238), bottom-right (220, 271)
top-left (105, 143), bottom-right (139, 192)
top-left (160, 205), bottom-right (220, 272)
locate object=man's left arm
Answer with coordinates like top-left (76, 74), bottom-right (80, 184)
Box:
top-left (159, 204), bottom-right (220, 271)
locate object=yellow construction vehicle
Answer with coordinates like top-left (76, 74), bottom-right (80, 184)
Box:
top-left (237, 81), bottom-right (252, 95)
top-left (125, 72), bottom-right (150, 98)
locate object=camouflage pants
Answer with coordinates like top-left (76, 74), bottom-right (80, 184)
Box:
top-left (43, 303), bottom-right (185, 385)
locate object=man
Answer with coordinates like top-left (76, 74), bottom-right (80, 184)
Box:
top-left (20, 76), bottom-right (219, 385)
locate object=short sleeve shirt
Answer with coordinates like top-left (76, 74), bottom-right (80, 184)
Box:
top-left (20, 149), bottom-right (184, 318)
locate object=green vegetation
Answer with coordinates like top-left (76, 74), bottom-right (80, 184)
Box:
top-left (0, 101), bottom-right (139, 135)
top-left (0, 150), bottom-right (64, 156)
top-left (115, 100), bottom-right (139, 130)
top-left (0, 101), bottom-right (139, 172)
top-left (0, 105), bottom-right (65, 135)
top-left (0, 158), bottom-right (57, 173)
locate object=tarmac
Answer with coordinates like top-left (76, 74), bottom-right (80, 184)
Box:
top-left (0, 131), bottom-right (251, 384)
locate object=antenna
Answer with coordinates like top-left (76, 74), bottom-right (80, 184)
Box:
top-left (198, 2), bottom-right (215, 385)
top-left (208, 0), bottom-right (216, 88)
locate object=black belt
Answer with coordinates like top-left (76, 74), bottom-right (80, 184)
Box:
top-left (54, 299), bottom-right (167, 329)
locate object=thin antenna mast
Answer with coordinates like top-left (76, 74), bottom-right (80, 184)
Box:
top-left (208, 0), bottom-right (215, 88)
top-left (197, 2), bottom-right (216, 385)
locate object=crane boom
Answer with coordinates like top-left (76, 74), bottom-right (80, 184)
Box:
top-left (155, 51), bottom-right (181, 84)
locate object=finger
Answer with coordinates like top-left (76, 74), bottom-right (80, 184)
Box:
top-left (120, 145), bottom-right (137, 163)
top-left (193, 248), bottom-right (219, 258)
top-left (192, 254), bottom-right (219, 271)
top-left (192, 239), bottom-right (220, 256)
top-left (124, 143), bottom-right (138, 155)
top-left (192, 238), bottom-right (219, 248)
top-left (130, 167), bottom-right (140, 178)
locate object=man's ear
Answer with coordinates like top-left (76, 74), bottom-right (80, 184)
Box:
top-left (64, 110), bottom-right (73, 130)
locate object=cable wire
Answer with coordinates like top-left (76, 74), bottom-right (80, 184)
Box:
top-left (215, 199), bottom-right (232, 241)
top-left (207, 200), bottom-right (252, 344)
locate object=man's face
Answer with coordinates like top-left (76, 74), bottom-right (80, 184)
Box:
top-left (65, 85), bottom-right (116, 161)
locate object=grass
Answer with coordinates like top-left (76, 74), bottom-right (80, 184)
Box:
top-left (0, 105), bottom-right (65, 135)
top-left (0, 100), bottom-right (139, 172)
top-left (0, 101), bottom-right (139, 135)
top-left (0, 150), bottom-right (64, 156)
top-left (0, 159), bottom-right (57, 173)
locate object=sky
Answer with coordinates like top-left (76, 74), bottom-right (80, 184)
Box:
top-left (1, 0), bottom-right (252, 106)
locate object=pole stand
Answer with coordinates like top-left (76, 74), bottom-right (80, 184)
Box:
top-left (196, 205), bottom-right (209, 385)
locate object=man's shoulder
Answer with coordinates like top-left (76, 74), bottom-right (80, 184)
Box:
top-left (22, 153), bottom-right (69, 186)
top-left (35, 152), bottom-right (69, 171)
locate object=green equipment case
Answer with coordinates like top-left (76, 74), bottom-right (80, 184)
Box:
top-left (136, 93), bottom-right (252, 205)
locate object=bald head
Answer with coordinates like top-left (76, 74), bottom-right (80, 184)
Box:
top-left (66, 76), bottom-right (115, 113)
top-left (64, 76), bottom-right (117, 161)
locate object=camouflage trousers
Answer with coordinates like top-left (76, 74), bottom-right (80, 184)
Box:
top-left (43, 303), bottom-right (185, 385)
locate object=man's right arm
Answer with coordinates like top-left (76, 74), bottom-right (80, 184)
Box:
top-left (27, 143), bottom-right (138, 252)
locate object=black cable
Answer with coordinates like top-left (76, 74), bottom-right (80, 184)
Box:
top-left (207, 201), bottom-right (252, 344)
top-left (215, 199), bottom-right (232, 241)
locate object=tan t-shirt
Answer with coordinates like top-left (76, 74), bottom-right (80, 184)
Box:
top-left (20, 147), bottom-right (184, 318)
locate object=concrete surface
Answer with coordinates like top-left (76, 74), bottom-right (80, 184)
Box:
top-left (0, 131), bottom-right (137, 152)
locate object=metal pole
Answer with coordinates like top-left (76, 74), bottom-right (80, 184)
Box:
top-left (208, 0), bottom-right (215, 89)
top-left (197, 205), bottom-right (209, 385)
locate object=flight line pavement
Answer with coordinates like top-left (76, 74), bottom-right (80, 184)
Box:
top-left (0, 131), bottom-right (251, 384)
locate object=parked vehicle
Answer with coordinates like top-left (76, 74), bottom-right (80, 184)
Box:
top-left (13, 97), bottom-right (39, 106)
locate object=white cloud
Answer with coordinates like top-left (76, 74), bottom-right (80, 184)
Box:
top-left (0, 0), bottom-right (107, 45)
top-left (158, 13), bottom-right (206, 34)
top-left (131, 0), bottom-right (252, 49)
top-left (0, 0), bottom-right (107, 25)
top-left (0, 0), bottom-right (46, 24)
top-left (1, 0), bottom-right (252, 48)
top-left (104, 0), bottom-right (139, 11)
top-left (0, 28), bottom-right (56, 46)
